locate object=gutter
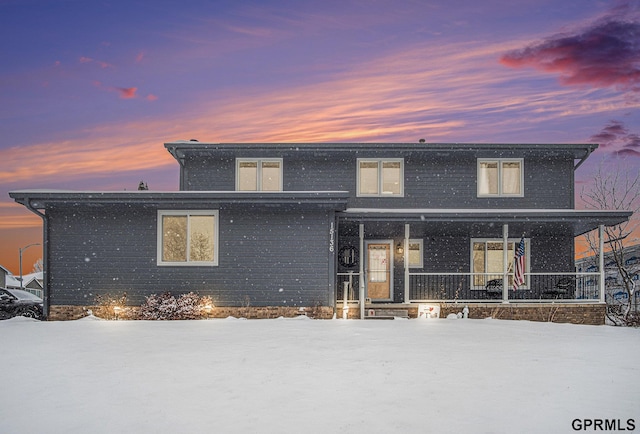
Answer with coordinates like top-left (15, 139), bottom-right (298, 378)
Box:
top-left (23, 200), bottom-right (49, 320)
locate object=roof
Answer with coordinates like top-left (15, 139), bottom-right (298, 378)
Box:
top-left (164, 141), bottom-right (598, 162)
top-left (9, 190), bottom-right (350, 210)
top-left (341, 208), bottom-right (632, 237)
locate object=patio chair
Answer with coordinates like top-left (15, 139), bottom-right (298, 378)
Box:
top-left (542, 277), bottom-right (575, 299)
top-left (485, 279), bottom-right (503, 298)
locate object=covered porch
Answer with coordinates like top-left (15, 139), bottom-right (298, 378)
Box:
top-left (335, 208), bottom-right (631, 318)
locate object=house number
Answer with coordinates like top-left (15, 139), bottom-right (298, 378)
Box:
top-left (329, 222), bottom-right (335, 252)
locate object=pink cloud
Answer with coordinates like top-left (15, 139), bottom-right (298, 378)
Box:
top-left (117, 87), bottom-right (138, 99)
top-left (500, 3), bottom-right (640, 92)
top-left (79, 56), bottom-right (93, 64)
top-left (136, 51), bottom-right (145, 63)
top-left (146, 94), bottom-right (158, 101)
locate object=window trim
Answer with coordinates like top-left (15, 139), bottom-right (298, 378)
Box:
top-left (477, 158), bottom-right (524, 197)
top-left (408, 239), bottom-right (424, 269)
top-left (236, 158), bottom-right (283, 191)
top-left (356, 158), bottom-right (404, 197)
top-left (157, 210), bottom-right (219, 266)
top-left (470, 238), bottom-right (530, 289)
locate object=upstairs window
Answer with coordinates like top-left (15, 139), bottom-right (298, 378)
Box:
top-left (477, 159), bottom-right (523, 197)
top-left (357, 159), bottom-right (403, 197)
top-left (157, 210), bottom-right (218, 266)
top-left (237, 159), bottom-right (282, 191)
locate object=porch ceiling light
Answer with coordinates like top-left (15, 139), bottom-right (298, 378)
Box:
top-left (396, 242), bottom-right (404, 255)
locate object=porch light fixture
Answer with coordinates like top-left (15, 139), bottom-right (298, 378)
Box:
top-left (396, 242), bottom-right (404, 255)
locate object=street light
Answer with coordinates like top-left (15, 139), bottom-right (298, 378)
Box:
top-left (19, 243), bottom-right (41, 290)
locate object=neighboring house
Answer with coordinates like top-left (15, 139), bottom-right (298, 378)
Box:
top-left (9, 141), bottom-right (631, 322)
top-left (576, 244), bottom-right (640, 311)
top-left (1, 266), bottom-right (44, 298)
top-left (0, 265), bottom-right (11, 288)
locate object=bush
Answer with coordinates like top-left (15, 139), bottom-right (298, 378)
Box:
top-left (139, 292), bottom-right (213, 320)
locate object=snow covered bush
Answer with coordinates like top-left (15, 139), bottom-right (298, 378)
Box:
top-left (139, 292), bottom-right (213, 320)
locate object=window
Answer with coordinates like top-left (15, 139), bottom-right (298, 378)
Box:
top-left (477, 159), bottom-right (523, 197)
top-left (157, 211), bottom-right (218, 266)
top-left (471, 238), bottom-right (529, 287)
top-left (408, 239), bottom-right (423, 268)
top-left (357, 159), bottom-right (403, 197)
top-left (236, 159), bottom-right (282, 191)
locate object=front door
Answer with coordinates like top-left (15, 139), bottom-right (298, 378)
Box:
top-left (365, 240), bottom-right (393, 301)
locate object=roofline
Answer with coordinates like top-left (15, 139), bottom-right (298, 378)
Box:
top-left (164, 141), bottom-right (599, 161)
top-left (9, 190), bottom-right (350, 210)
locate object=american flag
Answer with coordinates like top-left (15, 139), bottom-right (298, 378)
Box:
top-left (513, 237), bottom-right (526, 290)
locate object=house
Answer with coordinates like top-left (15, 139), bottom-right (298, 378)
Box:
top-left (1, 266), bottom-right (44, 298)
top-left (9, 141), bottom-right (631, 323)
top-left (576, 243), bottom-right (640, 311)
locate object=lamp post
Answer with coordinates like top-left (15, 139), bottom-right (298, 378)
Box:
top-left (19, 243), bottom-right (41, 290)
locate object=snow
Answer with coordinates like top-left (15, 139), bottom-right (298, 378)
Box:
top-left (1, 317), bottom-right (638, 434)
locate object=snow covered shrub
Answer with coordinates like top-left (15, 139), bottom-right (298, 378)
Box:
top-left (139, 292), bottom-right (213, 320)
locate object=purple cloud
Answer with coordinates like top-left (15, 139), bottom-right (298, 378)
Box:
top-left (590, 121), bottom-right (640, 157)
top-left (500, 2), bottom-right (640, 92)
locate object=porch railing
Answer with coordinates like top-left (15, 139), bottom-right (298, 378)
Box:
top-left (337, 272), bottom-right (601, 302)
top-left (409, 272), bottom-right (600, 302)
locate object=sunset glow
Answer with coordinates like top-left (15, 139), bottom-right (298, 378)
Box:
top-left (0, 0), bottom-right (638, 273)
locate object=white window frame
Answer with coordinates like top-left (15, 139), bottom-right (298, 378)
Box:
top-left (470, 238), bottom-right (530, 289)
top-left (408, 239), bottom-right (424, 269)
top-left (357, 158), bottom-right (404, 197)
top-left (477, 158), bottom-right (524, 197)
top-left (236, 158), bottom-right (283, 191)
top-left (157, 210), bottom-right (219, 266)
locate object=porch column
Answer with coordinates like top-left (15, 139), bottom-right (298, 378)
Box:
top-left (503, 224), bottom-right (509, 303)
top-left (599, 224), bottom-right (605, 303)
top-left (404, 223), bottom-right (410, 303)
top-left (359, 223), bottom-right (365, 319)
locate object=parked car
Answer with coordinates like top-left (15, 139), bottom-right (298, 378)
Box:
top-left (0, 288), bottom-right (43, 320)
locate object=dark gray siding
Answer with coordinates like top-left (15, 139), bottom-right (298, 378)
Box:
top-left (46, 203), bottom-right (334, 307)
top-left (182, 150), bottom-right (575, 209)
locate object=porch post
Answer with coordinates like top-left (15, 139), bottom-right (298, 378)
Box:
top-left (404, 223), bottom-right (410, 303)
top-left (599, 224), bottom-right (605, 303)
top-left (503, 224), bottom-right (509, 303)
top-left (359, 223), bottom-right (365, 319)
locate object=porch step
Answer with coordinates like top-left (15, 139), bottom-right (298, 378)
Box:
top-left (365, 309), bottom-right (409, 319)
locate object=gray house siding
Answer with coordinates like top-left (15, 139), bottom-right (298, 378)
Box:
top-left (46, 204), bottom-right (335, 307)
top-left (181, 150), bottom-right (575, 209)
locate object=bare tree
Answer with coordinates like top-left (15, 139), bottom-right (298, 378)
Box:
top-left (32, 258), bottom-right (43, 273)
top-left (581, 163), bottom-right (640, 326)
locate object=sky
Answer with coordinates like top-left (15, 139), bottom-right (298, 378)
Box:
top-left (1, 0), bottom-right (639, 274)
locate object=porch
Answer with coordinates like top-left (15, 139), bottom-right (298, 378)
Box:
top-left (334, 209), bottom-right (631, 319)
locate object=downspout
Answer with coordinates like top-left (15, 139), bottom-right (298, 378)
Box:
top-left (24, 200), bottom-right (48, 320)
top-left (167, 146), bottom-right (187, 190)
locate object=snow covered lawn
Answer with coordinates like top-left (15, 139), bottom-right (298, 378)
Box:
top-left (1, 316), bottom-right (638, 434)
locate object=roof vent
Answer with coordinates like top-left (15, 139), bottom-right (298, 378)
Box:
top-left (189, 138), bottom-right (199, 142)
top-left (419, 138), bottom-right (425, 143)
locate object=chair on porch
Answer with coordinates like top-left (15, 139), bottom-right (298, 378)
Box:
top-left (542, 277), bottom-right (575, 299)
top-left (485, 279), bottom-right (503, 298)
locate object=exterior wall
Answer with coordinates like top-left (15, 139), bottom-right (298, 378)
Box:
top-left (181, 150), bottom-right (576, 209)
top-left (46, 203), bottom-right (335, 308)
